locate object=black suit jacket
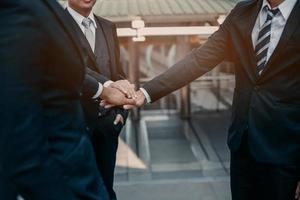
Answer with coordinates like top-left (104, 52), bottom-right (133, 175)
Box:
top-left (65, 12), bottom-right (129, 130)
top-left (0, 1), bottom-right (108, 199)
top-left (143, 0), bottom-right (300, 165)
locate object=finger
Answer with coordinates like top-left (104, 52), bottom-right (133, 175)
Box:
top-left (128, 87), bottom-right (136, 99)
top-left (126, 87), bottom-right (135, 99)
top-left (119, 115), bottom-right (124, 124)
top-left (114, 114), bottom-right (124, 125)
top-left (111, 83), bottom-right (128, 95)
top-left (123, 105), bottom-right (136, 110)
top-left (100, 100), bottom-right (107, 107)
top-left (114, 115), bottom-right (121, 125)
top-left (123, 98), bottom-right (136, 105)
top-left (132, 84), bottom-right (138, 98)
top-left (296, 182), bottom-right (300, 199)
top-left (104, 104), bottom-right (116, 109)
top-left (121, 81), bottom-right (134, 98)
top-left (116, 85), bottom-right (128, 96)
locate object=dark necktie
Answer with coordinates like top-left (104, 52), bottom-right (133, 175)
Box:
top-left (255, 7), bottom-right (279, 75)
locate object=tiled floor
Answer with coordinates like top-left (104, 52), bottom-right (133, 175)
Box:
top-left (114, 111), bottom-right (232, 200)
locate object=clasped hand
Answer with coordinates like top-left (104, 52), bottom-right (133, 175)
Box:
top-left (99, 79), bottom-right (145, 109)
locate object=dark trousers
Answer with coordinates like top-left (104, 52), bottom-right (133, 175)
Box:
top-left (230, 136), bottom-right (299, 200)
top-left (91, 113), bottom-right (123, 200)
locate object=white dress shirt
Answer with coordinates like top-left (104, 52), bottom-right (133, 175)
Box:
top-left (67, 5), bottom-right (113, 99)
top-left (67, 5), bottom-right (97, 43)
top-left (141, 0), bottom-right (298, 103)
top-left (251, 0), bottom-right (297, 62)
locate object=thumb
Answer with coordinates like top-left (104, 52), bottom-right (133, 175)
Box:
top-left (114, 115), bottom-right (121, 125)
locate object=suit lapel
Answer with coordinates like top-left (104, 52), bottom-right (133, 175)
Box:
top-left (63, 9), bottom-right (98, 72)
top-left (259, 0), bottom-right (300, 79)
top-left (44, 0), bottom-right (86, 67)
top-left (236, 0), bottom-right (262, 81)
top-left (95, 16), bottom-right (116, 78)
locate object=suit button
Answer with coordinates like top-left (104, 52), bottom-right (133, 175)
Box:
top-left (79, 92), bottom-right (83, 97)
top-left (98, 113), bottom-right (102, 117)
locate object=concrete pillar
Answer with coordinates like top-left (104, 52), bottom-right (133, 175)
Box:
top-left (128, 39), bottom-right (140, 121)
top-left (176, 36), bottom-right (191, 118)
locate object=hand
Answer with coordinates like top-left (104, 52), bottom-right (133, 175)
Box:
top-left (295, 181), bottom-right (300, 200)
top-left (114, 114), bottom-right (124, 125)
top-left (123, 90), bottom-right (145, 110)
top-left (100, 86), bottom-right (136, 107)
top-left (109, 80), bottom-right (136, 99)
top-left (100, 89), bottom-right (145, 109)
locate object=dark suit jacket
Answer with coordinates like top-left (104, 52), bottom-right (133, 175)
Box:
top-left (143, 0), bottom-right (300, 165)
top-left (0, 1), bottom-right (108, 199)
top-left (65, 12), bottom-right (129, 130)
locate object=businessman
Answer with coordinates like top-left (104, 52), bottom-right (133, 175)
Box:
top-left (105, 0), bottom-right (300, 199)
top-left (65, 0), bottom-right (132, 199)
top-left (0, 0), bottom-right (134, 199)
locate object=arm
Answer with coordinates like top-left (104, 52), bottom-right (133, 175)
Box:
top-left (142, 9), bottom-right (235, 102)
top-left (86, 67), bottom-right (110, 84)
top-left (0, 2), bottom-right (74, 199)
top-left (83, 71), bottom-right (104, 99)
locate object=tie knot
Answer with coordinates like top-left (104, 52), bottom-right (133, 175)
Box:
top-left (265, 6), bottom-right (280, 18)
top-left (82, 18), bottom-right (93, 29)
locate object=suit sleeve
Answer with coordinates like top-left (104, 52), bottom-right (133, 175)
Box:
top-left (83, 69), bottom-right (104, 99)
top-left (0, 2), bottom-right (74, 199)
top-left (86, 67), bottom-right (110, 84)
top-left (142, 7), bottom-right (236, 102)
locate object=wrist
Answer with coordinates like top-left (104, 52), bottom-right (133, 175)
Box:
top-left (100, 87), bottom-right (109, 99)
top-left (104, 80), bottom-right (114, 88)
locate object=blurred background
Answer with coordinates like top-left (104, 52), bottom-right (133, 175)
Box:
top-left (59, 1), bottom-right (240, 199)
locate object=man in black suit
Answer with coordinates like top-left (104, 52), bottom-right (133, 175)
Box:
top-left (65, 1), bottom-right (132, 199)
top-left (0, 0), bottom-right (135, 199)
top-left (110, 0), bottom-right (300, 199)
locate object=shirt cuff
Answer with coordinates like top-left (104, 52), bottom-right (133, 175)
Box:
top-left (140, 88), bottom-right (151, 103)
top-left (92, 82), bottom-right (104, 99)
top-left (104, 80), bottom-right (114, 87)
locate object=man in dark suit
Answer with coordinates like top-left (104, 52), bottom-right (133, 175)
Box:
top-left (112, 0), bottom-right (300, 199)
top-left (65, 1), bottom-right (132, 199)
top-left (0, 0), bottom-right (135, 199)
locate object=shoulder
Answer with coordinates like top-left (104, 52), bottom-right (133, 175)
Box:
top-left (94, 15), bottom-right (116, 29)
top-left (229, 0), bottom-right (259, 18)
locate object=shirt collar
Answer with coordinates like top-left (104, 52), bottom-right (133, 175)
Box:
top-left (67, 4), bottom-right (97, 29)
top-left (277, 0), bottom-right (298, 20)
top-left (259, 0), bottom-right (297, 28)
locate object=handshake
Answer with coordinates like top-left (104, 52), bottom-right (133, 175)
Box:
top-left (99, 79), bottom-right (146, 109)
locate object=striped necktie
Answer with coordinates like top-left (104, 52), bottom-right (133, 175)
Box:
top-left (82, 18), bottom-right (95, 52)
top-left (255, 7), bottom-right (279, 75)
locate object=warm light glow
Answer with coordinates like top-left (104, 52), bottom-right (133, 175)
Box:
top-left (117, 26), bottom-right (219, 38)
top-left (116, 138), bottom-right (147, 170)
top-left (217, 15), bottom-right (227, 25)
